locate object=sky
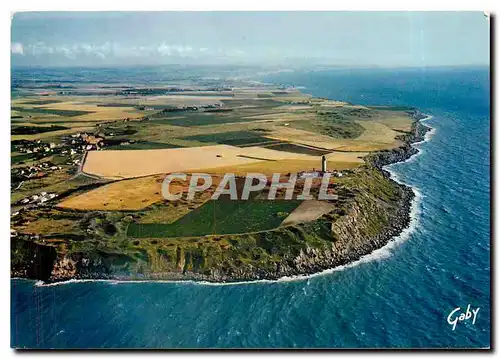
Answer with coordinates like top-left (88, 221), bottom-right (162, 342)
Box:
top-left (11, 12), bottom-right (490, 68)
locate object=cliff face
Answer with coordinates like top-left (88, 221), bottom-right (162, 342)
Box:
top-left (367, 119), bottom-right (429, 170)
top-left (11, 237), bottom-right (57, 281)
top-left (12, 113), bottom-right (431, 283)
top-left (288, 182), bottom-right (413, 276)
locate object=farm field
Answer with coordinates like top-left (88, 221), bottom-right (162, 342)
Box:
top-left (149, 113), bottom-right (267, 127)
top-left (11, 107), bottom-right (93, 117)
top-left (57, 175), bottom-right (166, 211)
top-left (11, 126), bottom-right (96, 141)
top-left (83, 145), bottom-right (259, 179)
top-left (197, 156), bottom-right (364, 176)
top-left (127, 199), bottom-right (302, 238)
top-left (82, 144), bottom-right (325, 179)
top-left (263, 143), bottom-right (333, 156)
top-left (181, 130), bottom-right (276, 146)
top-left (56, 173), bottom-right (223, 211)
top-left (104, 141), bottom-right (183, 151)
top-left (267, 115), bottom-right (409, 152)
top-left (12, 101), bottom-right (148, 122)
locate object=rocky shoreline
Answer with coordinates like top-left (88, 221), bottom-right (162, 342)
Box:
top-left (193, 111), bottom-right (430, 282)
top-left (12, 110), bottom-right (432, 284)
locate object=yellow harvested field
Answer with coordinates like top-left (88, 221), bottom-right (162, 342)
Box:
top-left (57, 174), bottom-right (221, 211)
top-left (276, 104), bottom-right (313, 111)
top-left (378, 115), bottom-right (413, 132)
top-left (57, 175), bottom-right (165, 211)
top-left (318, 100), bottom-right (349, 107)
top-left (242, 112), bottom-right (315, 122)
top-left (36, 102), bottom-right (144, 121)
top-left (83, 145), bottom-right (257, 179)
top-left (143, 95), bottom-right (226, 106)
top-left (324, 151), bottom-right (368, 162)
top-left (13, 98), bottom-right (147, 122)
top-left (195, 157), bottom-right (363, 176)
top-left (82, 145), bottom-right (323, 179)
top-left (330, 121), bottom-right (402, 152)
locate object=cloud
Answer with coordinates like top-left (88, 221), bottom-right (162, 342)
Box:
top-left (157, 44), bottom-right (196, 57)
top-left (12, 41), bottom-right (250, 63)
top-left (11, 43), bottom-right (24, 55)
top-left (157, 43), bottom-right (172, 56)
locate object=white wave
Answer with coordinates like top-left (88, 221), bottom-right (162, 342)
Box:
top-left (397, 116), bottom-right (436, 166)
top-left (34, 276), bottom-right (278, 287)
top-left (411, 115), bottom-right (435, 146)
top-left (30, 114), bottom-right (435, 288)
top-left (35, 278), bottom-right (113, 287)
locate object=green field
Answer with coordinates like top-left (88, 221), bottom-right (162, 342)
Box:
top-left (286, 111), bottom-right (365, 139)
top-left (11, 107), bottom-right (94, 117)
top-left (150, 112), bottom-right (271, 127)
top-left (11, 153), bottom-right (36, 164)
top-left (104, 141), bottom-right (183, 151)
top-left (20, 100), bottom-right (63, 106)
top-left (12, 125), bottom-right (69, 135)
top-left (128, 199), bottom-right (301, 238)
top-left (181, 130), bottom-right (275, 146)
top-left (264, 143), bottom-right (331, 155)
top-left (96, 103), bottom-right (137, 108)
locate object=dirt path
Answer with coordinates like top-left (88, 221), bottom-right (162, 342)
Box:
top-left (281, 200), bottom-right (335, 226)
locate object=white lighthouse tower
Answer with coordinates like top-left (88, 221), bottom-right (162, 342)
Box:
top-left (321, 155), bottom-right (327, 173)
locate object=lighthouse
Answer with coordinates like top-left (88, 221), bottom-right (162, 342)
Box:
top-left (321, 155), bottom-right (327, 173)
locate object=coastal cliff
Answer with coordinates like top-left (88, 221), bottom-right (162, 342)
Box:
top-left (12, 111), bottom-right (431, 283)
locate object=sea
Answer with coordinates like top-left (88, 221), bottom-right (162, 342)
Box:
top-left (11, 66), bottom-right (490, 349)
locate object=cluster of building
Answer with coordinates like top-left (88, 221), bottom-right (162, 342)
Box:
top-left (13, 139), bottom-right (57, 155)
top-left (61, 132), bottom-right (104, 152)
top-left (13, 128), bottom-right (140, 174)
top-left (13, 132), bottom-right (105, 168)
top-left (17, 191), bottom-right (58, 207)
top-left (158, 106), bottom-right (200, 114)
top-left (201, 104), bottom-right (223, 110)
top-left (298, 170), bottom-right (345, 179)
top-left (11, 161), bottom-right (62, 184)
top-left (286, 100), bottom-right (311, 105)
top-left (9, 228), bottom-right (40, 240)
top-left (13, 132), bottom-right (103, 160)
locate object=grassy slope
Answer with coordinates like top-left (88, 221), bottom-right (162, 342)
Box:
top-left (128, 200), bottom-right (301, 238)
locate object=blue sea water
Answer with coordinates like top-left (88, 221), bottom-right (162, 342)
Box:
top-left (11, 66), bottom-right (490, 349)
